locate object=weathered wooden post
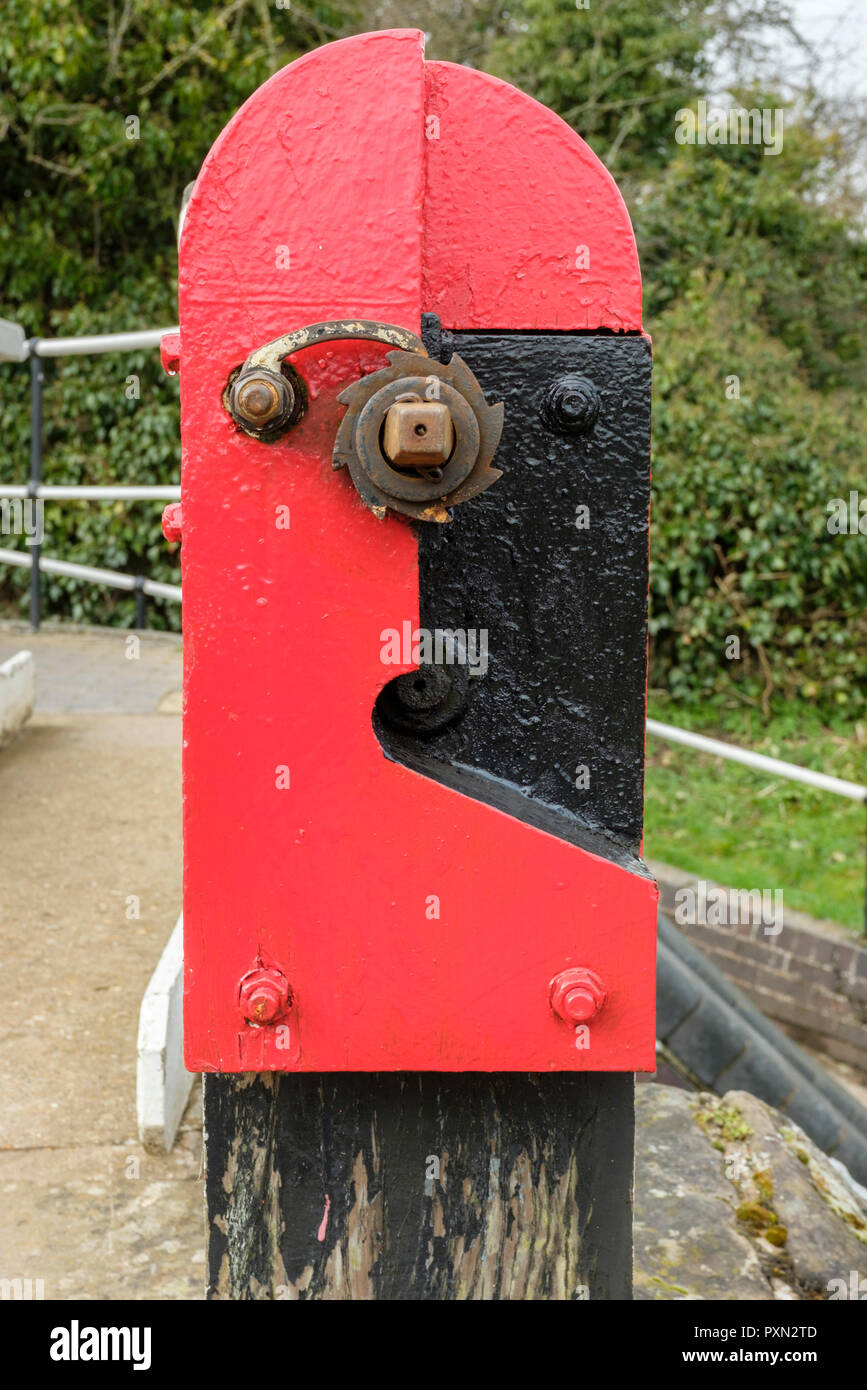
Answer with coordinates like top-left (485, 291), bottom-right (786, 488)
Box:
top-left (167, 28), bottom-right (656, 1300)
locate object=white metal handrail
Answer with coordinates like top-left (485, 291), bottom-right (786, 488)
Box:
top-left (647, 718), bottom-right (867, 803)
top-left (0, 485), bottom-right (179, 500)
top-left (29, 327), bottom-right (178, 358)
top-left (0, 547), bottom-right (181, 602)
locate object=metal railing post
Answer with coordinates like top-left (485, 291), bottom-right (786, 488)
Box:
top-left (28, 348), bottom-right (43, 632)
top-left (134, 575), bottom-right (147, 630)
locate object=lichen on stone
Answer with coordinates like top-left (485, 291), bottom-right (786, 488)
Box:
top-left (754, 1169), bottom-right (775, 1205)
top-left (736, 1201), bottom-right (778, 1229)
top-left (695, 1099), bottom-right (754, 1143)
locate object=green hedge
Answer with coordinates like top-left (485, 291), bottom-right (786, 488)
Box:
top-left (648, 275), bottom-right (866, 710)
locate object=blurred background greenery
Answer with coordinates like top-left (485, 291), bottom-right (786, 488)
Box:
top-left (0, 0), bottom-right (864, 919)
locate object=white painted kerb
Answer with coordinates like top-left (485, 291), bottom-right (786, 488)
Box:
top-left (0, 650), bottom-right (34, 743)
top-left (136, 914), bottom-right (194, 1153)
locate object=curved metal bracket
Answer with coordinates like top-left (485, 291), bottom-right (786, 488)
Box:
top-left (244, 320), bottom-right (427, 375)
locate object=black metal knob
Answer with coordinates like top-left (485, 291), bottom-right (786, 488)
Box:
top-left (376, 663), bottom-right (469, 736)
top-left (540, 374), bottom-right (601, 437)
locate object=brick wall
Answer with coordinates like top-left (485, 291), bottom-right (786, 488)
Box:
top-left (651, 862), bottom-right (867, 1073)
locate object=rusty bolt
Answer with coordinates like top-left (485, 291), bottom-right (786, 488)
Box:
top-left (238, 966), bottom-right (292, 1026)
top-left (229, 369), bottom-right (296, 434)
top-left (549, 968), bottom-right (607, 1024)
top-left (382, 393), bottom-right (454, 469)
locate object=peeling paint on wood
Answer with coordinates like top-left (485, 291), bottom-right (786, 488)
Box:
top-left (205, 1073), bottom-right (633, 1300)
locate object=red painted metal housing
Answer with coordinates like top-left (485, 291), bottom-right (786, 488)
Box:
top-left (177, 29), bottom-right (656, 1072)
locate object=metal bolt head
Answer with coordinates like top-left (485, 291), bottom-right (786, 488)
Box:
top-left (377, 662), bottom-right (469, 735)
top-left (229, 369), bottom-right (295, 434)
top-left (161, 502), bottom-right (183, 544)
top-left (549, 968), bottom-right (607, 1024)
top-left (540, 374), bottom-right (601, 437)
top-left (382, 395), bottom-right (454, 469)
top-left (238, 966), bottom-right (291, 1026)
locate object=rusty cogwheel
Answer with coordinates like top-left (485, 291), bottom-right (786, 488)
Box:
top-left (333, 350), bottom-right (504, 522)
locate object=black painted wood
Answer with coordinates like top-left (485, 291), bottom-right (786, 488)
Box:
top-left (205, 1072), bottom-right (634, 1300)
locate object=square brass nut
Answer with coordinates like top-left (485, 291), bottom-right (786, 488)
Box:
top-left (382, 400), bottom-right (454, 468)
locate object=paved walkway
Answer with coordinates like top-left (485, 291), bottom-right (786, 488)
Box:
top-left (0, 622), bottom-right (203, 1299)
top-left (0, 623), bottom-right (183, 714)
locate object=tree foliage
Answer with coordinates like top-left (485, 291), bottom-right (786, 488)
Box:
top-left (0, 0), bottom-right (353, 626)
top-left (649, 274), bottom-right (865, 709)
top-left (487, 0), bottom-right (716, 175)
top-left (631, 110), bottom-right (867, 707)
top-left (0, 0), bottom-right (864, 710)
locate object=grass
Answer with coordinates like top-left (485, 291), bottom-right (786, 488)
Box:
top-left (643, 696), bottom-right (866, 932)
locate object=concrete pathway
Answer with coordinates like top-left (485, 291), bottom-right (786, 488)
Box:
top-left (0, 622), bottom-right (204, 1299)
top-left (0, 623), bottom-right (183, 714)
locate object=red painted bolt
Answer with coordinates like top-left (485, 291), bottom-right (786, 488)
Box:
top-left (238, 966), bottom-right (292, 1026)
top-left (161, 502), bottom-right (183, 543)
top-left (549, 968), bottom-right (607, 1024)
top-left (160, 332), bottom-right (181, 376)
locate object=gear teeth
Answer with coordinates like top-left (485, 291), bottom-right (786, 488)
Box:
top-left (332, 351), bottom-right (503, 521)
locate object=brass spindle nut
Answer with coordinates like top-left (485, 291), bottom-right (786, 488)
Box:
top-left (229, 369), bottom-right (296, 435)
top-left (382, 394), bottom-right (454, 469)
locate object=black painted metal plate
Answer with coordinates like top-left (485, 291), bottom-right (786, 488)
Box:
top-left (377, 332), bottom-right (652, 859)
